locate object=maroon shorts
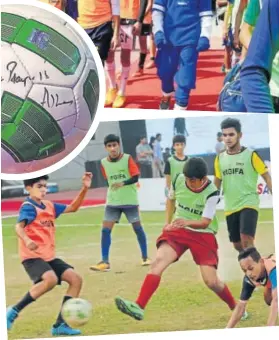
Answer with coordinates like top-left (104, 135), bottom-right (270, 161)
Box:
top-left (156, 228), bottom-right (219, 268)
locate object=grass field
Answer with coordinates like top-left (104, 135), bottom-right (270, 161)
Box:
top-left (1, 207), bottom-right (277, 339)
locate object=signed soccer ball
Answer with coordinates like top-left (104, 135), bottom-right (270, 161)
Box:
top-left (62, 298), bottom-right (92, 328)
top-left (1, 3), bottom-right (100, 174)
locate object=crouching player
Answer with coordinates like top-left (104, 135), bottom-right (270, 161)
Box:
top-left (152, 0), bottom-right (213, 110)
top-left (6, 173), bottom-right (93, 336)
top-left (227, 247), bottom-right (278, 327)
top-left (115, 157), bottom-right (236, 320)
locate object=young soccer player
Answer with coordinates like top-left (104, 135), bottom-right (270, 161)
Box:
top-left (105, 0), bottom-right (149, 108)
top-left (152, 0), bottom-right (213, 110)
top-left (214, 117), bottom-right (272, 319)
top-left (227, 247), bottom-right (278, 327)
top-left (164, 134), bottom-right (188, 194)
top-left (240, 0), bottom-right (279, 113)
top-left (90, 134), bottom-right (150, 272)
top-left (115, 157), bottom-right (237, 320)
top-left (214, 118), bottom-right (272, 253)
top-left (6, 173), bottom-right (93, 336)
top-left (78, 0), bottom-right (120, 64)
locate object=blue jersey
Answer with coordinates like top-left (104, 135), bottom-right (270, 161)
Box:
top-left (240, 0), bottom-right (279, 113)
top-left (153, 0), bottom-right (212, 46)
top-left (18, 197), bottom-right (66, 225)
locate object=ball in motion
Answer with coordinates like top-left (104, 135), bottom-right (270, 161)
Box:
top-left (1, 3), bottom-right (100, 174)
top-left (62, 298), bottom-right (92, 328)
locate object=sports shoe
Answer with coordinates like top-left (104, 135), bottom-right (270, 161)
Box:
top-left (6, 306), bottom-right (18, 330)
top-left (132, 68), bottom-right (144, 77)
top-left (51, 323), bottom-right (81, 336)
top-left (90, 261), bottom-right (110, 272)
top-left (105, 88), bottom-right (118, 106)
top-left (141, 258), bottom-right (151, 266)
top-left (115, 296), bottom-right (144, 320)
top-left (241, 310), bottom-right (249, 321)
top-left (113, 95), bottom-right (126, 108)
top-left (159, 96), bottom-right (171, 110)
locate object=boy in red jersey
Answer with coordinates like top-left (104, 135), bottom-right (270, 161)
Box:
top-left (6, 173), bottom-right (92, 337)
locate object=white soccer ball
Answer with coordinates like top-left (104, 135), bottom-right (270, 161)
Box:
top-left (62, 298), bottom-right (92, 328)
top-left (1, 3), bottom-right (101, 175)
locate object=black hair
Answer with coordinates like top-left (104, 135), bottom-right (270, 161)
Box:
top-left (156, 133), bottom-right (161, 139)
top-left (238, 247), bottom-right (261, 263)
top-left (183, 157), bottom-right (208, 179)
top-left (217, 132), bottom-right (222, 138)
top-left (104, 134), bottom-right (120, 145)
top-left (173, 134), bottom-right (186, 145)
top-left (140, 136), bottom-right (146, 141)
top-left (23, 175), bottom-right (49, 187)
top-left (221, 117), bottom-right (242, 133)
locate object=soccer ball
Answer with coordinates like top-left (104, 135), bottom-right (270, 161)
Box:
top-left (1, 3), bottom-right (100, 175)
top-left (62, 298), bottom-right (92, 328)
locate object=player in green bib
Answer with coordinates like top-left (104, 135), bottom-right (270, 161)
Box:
top-left (90, 134), bottom-right (151, 272)
top-left (164, 135), bottom-right (188, 196)
top-left (114, 158), bottom-right (237, 321)
top-left (214, 118), bottom-right (272, 320)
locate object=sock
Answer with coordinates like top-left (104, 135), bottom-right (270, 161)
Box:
top-left (54, 295), bottom-right (73, 327)
top-left (105, 61), bottom-right (116, 89)
top-left (119, 66), bottom-right (130, 96)
top-left (150, 56), bottom-right (155, 61)
top-left (133, 225), bottom-right (148, 259)
top-left (136, 274), bottom-right (161, 309)
top-left (139, 53), bottom-right (147, 69)
top-left (14, 292), bottom-right (35, 313)
top-left (101, 227), bottom-right (112, 263)
top-left (216, 285), bottom-right (236, 310)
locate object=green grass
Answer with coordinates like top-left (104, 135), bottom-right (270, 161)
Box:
top-left (2, 207), bottom-right (277, 339)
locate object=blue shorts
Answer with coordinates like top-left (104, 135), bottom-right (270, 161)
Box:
top-left (104, 205), bottom-right (140, 224)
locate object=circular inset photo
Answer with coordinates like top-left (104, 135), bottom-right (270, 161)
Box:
top-left (1, 0), bottom-right (105, 179)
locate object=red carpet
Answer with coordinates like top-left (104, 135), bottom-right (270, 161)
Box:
top-left (113, 50), bottom-right (224, 111)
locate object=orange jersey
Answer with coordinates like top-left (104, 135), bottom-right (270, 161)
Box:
top-left (19, 200), bottom-right (56, 262)
top-left (121, 0), bottom-right (140, 20)
top-left (39, 0), bottom-right (65, 10)
top-left (78, 0), bottom-right (112, 29)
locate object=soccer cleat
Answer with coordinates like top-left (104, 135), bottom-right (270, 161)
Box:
top-left (51, 323), bottom-right (81, 336)
top-left (105, 88), bottom-right (118, 106)
top-left (132, 68), bottom-right (144, 77)
top-left (113, 95), bottom-right (126, 108)
top-left (159, 96), bottom-right (171, 110)
top-left (241, 310), bottom-right (249, 321)
top-left (6, 306), bottom-right (18, 330)
top-left (115, 296), bottom-right (144, 321)
top-left (90, 261), bottom-right (110, 272)
top-left (141, 258), bottom-right (151, 266)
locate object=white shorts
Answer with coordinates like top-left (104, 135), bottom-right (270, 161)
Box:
top-left (120, 24), bottom-right (134, 50)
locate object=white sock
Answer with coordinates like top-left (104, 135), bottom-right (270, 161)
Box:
top-left (105, 61), bottom-right (116, 89)
top-left (118, 66), bottom-right (130, 96)
top-left (174, 103), bottom-right (187, 110)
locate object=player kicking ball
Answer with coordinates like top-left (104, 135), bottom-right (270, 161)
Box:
top-left (6, 173), bottom-right (92, 336)
top-left (115, 157), bottom-right (236, 320)
top-left (227, 247), bottom-right (278, 327)
top-left (90, 134), bottom-right (151, 272)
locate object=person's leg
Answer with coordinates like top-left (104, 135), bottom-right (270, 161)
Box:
top-left (50, 261), bottom-right (83, 336)
top-left (105, 50), bottom-right (117, 106)
top-left (156, 45), bottom-right (179, 110)
top-left (188, 231), bottom-right (236, 310)
top-left (7, 259), bottom-right (58, 330)
top-left (146, 33), bottom-right (156, 69)
top-left (239, 208), bottom-right (258, 249)
top-left (133, 35), bottom-right (148, 77)
top-left (174, 45), bottom-right (198, 110)
top-left (199, 265), bottom-right (236, 310)
top-left (226, 211), bottom-right (243, 252)
top-left (115, 241), bottom-right (179, 320)
top-left (90, 206), bottom-right (119, 271)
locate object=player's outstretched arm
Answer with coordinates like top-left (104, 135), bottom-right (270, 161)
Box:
top-left (64, 172), bottom-right (93, 213)
top-left (213, 156), bottom-right (222, 190)
top-left (226, 300), bottom-right (247, 328)
top-left (267, 287), bottom-right (278, 326)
